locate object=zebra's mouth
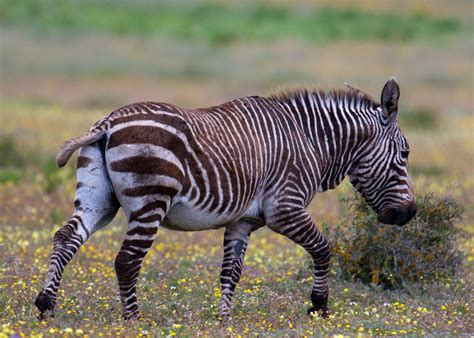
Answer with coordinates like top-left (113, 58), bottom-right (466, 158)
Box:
top-left (378, 203), bottom-right (417, 226)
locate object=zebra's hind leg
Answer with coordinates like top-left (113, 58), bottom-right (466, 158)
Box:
top-left (35, 143), bottom-right (119, 318)
top-left (266, 203), bottom-right (331, 318)
top-left (114, 194), bottom-right (174, 320)
top-left (218, 220), bottom-right (261, 320)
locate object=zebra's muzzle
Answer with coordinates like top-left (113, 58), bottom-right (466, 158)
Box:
top-left (378, 202), bottom-right (417, 226)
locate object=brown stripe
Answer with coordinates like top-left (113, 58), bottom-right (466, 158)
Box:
top-left (127, 226), bottom-right (158, 236)
top-left (77, 156), bottom-right (92, 169)
top-left (122, 185), bottom-right (178, 197)
top-left (110, 156), bottom-right (183, 179)
top-left (123, 239), bottom-right (155, 248)
top-left (107, 125), bottom-right (187, 153)
top-left (130, 200), bottom-right (167, 222)
top-left (134, 214), bottom-right (163, 224)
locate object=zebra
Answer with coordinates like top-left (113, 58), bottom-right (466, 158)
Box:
top-left (35, 78), bottom-right (416, 320)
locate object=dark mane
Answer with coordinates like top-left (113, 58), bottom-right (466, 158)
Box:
top-left (268, 87), bottom-right (380, 110)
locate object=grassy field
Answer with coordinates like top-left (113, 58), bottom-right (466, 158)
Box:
top-left (1, 0), bottom-right (473, 336)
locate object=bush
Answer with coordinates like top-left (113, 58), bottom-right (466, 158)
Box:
top-left (325, 193), bottom-right (465, 289)
top-left (0, 134), bottom-right (27, 168)
top-left (41, 157), bottom-right (74, 193)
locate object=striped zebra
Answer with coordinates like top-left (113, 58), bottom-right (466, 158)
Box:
top-left (35, 78), bottom-right (416, 320)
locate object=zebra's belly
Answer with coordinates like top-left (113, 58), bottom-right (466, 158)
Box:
top-left (162, 197), bottom-right (264, 231)
top-left (162, 203), bottom-right (232, 231)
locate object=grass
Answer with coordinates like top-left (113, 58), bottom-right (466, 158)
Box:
top-left (0, 0), bottom-right (462, 45)
top-left (0, 205), bottom-right (471, 336)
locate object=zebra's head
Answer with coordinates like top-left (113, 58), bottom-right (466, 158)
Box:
top-left (349, 78), bottom-right (416, 226)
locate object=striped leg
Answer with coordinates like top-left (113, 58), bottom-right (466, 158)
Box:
top-left (36, 144), bottom-right (118, 318)
top-left (267, 205), bottom-right (331, 318)
top-left (35, 215), bottom-right (88, 318)
top-left (218, 222), bottom-right (255, 320)
top-left (115, 196), bottom-right (172, 320)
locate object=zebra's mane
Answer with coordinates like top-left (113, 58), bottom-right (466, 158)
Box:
top-left (268, 87), bottom-right (380, 112)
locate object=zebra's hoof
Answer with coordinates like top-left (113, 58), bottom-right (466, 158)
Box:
top-left (217, 315), bottom-right (232, 322)
top-left (307, 306), bottom-right (329, 319)
top-left (35, 293), bottom-right (55, 318)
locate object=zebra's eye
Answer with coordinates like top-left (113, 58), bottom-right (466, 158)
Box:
top-left (400, 150), bottom-right (409, 159)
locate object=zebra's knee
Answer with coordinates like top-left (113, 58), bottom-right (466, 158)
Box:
top-left (309, 233), bottom-right (331, 260)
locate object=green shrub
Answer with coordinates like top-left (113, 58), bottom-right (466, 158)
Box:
top-left (0, 168), bottom-right (22, 184)
top-left (0, 134), bottom-right (27, 168)
top-left (41, 157), bottom-right (73, 193)
top-left (326, 193), bottom-right (465, 289)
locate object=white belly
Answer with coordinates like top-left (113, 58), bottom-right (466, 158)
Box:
top-left (162, 203), bottom-right (231, 231)
top-left (162, 197), bottom-right (264, 231)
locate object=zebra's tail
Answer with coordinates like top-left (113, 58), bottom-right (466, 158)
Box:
top-left (56, 129), bottom-right (106, 167)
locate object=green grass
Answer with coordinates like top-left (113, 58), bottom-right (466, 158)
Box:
top-left (0, 0), bottom-right (461, 44)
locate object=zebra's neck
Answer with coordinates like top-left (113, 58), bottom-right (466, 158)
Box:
top-left (271, 89), bottom-right (380, 191)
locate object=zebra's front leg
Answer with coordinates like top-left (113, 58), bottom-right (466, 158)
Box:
top-left (266, 204), bottom-right (331, 318)
top-left (218, 221), bottom-right (256, 320)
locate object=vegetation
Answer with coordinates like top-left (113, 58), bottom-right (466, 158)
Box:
top-left (0, 92), bottom-right (472, 338)
top-left (328, 193), bottom-right (465, 289)
top-left (1, 0), bottom-right (461, 44)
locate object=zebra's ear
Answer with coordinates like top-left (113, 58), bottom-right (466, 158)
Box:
top-left (381, 77), bottom-right (400, 118)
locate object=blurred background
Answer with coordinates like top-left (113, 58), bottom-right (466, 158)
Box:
top-left (0, 0), bottom-right (473, 335)
top-left (1, 0), bottom-right (472, 226)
